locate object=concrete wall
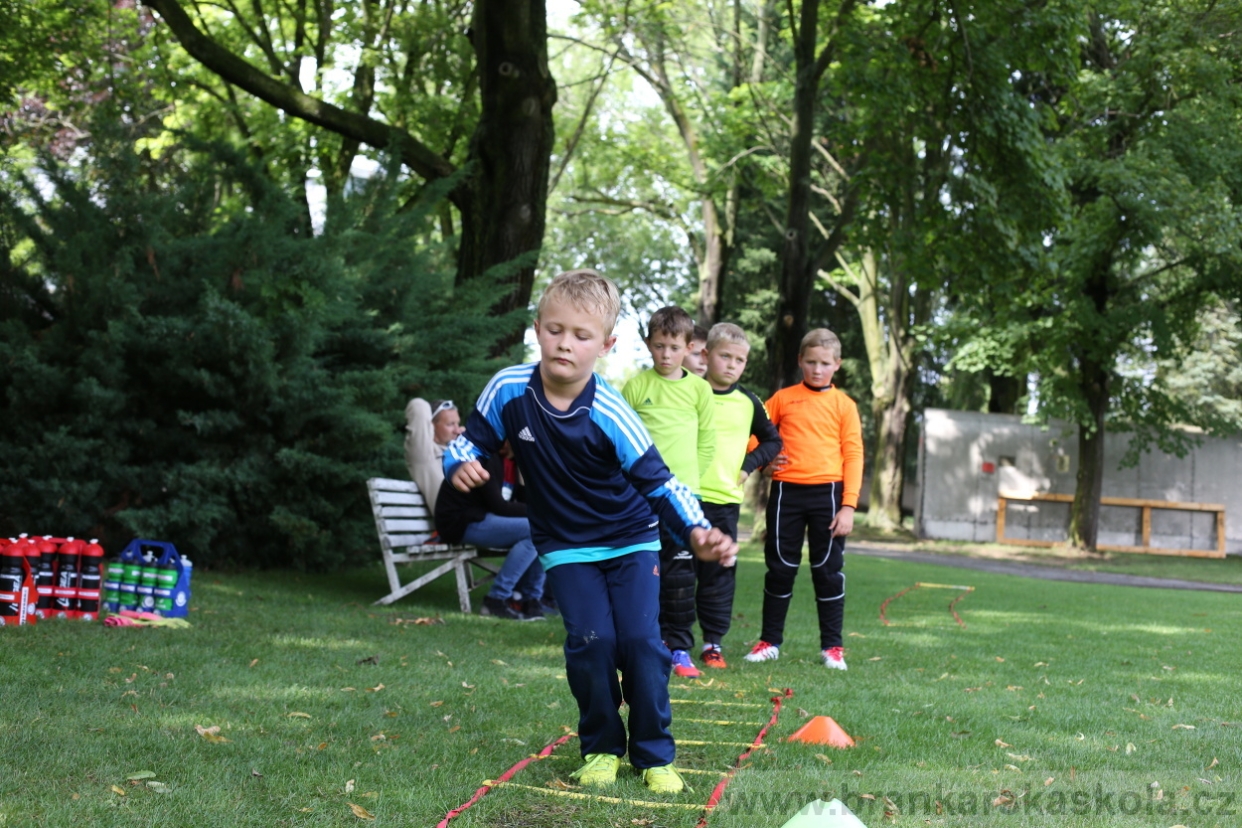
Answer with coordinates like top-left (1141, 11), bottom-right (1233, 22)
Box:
top-left (914, 409), bottom-right (1240, 554)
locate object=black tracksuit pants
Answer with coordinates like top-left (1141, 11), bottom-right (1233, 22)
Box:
top-left (760, 480), bottom-right (846, 650)
top-left (658, 502), bottom-right (739, 651)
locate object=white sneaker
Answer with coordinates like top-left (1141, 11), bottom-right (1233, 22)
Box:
top-left (743, 640), bottom-right (780, 662)
top-left (822, 646), bottom-right (848, 670)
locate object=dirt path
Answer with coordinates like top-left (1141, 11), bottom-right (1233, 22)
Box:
top-left (849, 541), bottom-right (1242, 593)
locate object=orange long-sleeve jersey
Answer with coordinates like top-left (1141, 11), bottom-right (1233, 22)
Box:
top-left (765, 382), bottom-right (865, 507)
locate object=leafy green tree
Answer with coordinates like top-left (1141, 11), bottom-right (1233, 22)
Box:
top-left (142, 0), bottom-right (554, 346)
top-left (816, 0), bottom-right (1077, 530)
top-left (952, 1), bottom-right (1242, 550)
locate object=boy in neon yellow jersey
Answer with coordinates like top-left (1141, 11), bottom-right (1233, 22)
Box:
top-left (622, 306), bottom-right (715, 678)
top-left (696, 323), bottom-right (782, 667)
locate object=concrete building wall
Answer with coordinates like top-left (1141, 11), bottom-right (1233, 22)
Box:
top-left (914, 409), bottom-right (1240, 554)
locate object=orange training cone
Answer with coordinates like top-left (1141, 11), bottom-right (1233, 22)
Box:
top-left (787, 715), bottom-right (855, 748)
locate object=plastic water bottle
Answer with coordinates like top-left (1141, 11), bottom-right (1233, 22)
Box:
top-left (0, 542), bottom-right (22, 622)
top-left (35, 537), bottom-right (58, 618)
top-left (76, 539), bottom-right (104, 621)
top-left (54, 538), bottom-right (83, 618)
top-left (137, 552), bottom-right (157, 612)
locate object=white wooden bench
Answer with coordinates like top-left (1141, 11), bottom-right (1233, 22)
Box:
top-left (367, 477), bottom-right (501, 611)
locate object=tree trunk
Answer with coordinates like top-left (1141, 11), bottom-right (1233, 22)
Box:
top-left (146, 0), bottom-right (555, 354)
top-left (458, 0), bottom-right (557, 354)
top-left (987, 370), bottom-right (1024, 414)
top-left (870, 361), bottom-right (912, 531)
top-left (770, 0), bottom-right (820, 391)
top-left (1068, 355), bottom-right (1109, 551)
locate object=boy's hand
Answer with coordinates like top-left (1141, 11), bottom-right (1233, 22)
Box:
top-left (689, 527), bottom-right (738, 568)
top-left (450, 460), bottom-right (490, 492)
top-left (769, 452), bottom-right (789, 472)
top-left (737, 470), bottom-right (750, 485)
top-left (831, 505), bottom-right (855, 538)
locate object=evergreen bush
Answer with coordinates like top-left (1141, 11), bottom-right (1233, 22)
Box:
top-left (0, 135), bottom-right (518, 569)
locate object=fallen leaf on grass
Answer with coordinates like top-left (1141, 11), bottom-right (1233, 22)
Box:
top-left (195, 725), bottom-right (230, 743)
top-left (347, 802), bottom-right (375, 820)
top-left (1004, 764), bottom-right (1022, 771)
top-left (1208, 757), bottom-right (1219, 769)
top-left (491, 659), bottom-right (507, 666)
top-left (995, 739), bottom-right (1012, 748)
top-left (1033, 661), bottom-right (1048, 667)
top-left (317, 742), bottom-right (328, 750)
top-left (249, 659), bottom-right (259, 668)
top-left (1172, 724), bottom-right (1195, 730)
top-left (448, 726), bottom-right (461, 733)
top-left (430, 701), bottom-right (444, 707)
top-left (345, 779), bottom-right (355, 793)
top-left (848, 632), bottom-right (866, 638)
top-left (547, 778), bottom-right (574, 790)
top-left (1044, 777), bottom-right (1055, 786)
top-left (287, 712), bottom-right (312, 719)
top-left (365, 684), bottom-right (385, 693)
top-left (1006, 685), bottom-right (1023, 692)
top-left (995, 657), bottom-right (1005, 663)
top-left (126, 771), bottom-right (157, 780)
top-left (1126, 743), bottom-right (1136, 754)
top-left (146, 781), bottom-right (170, 794)
top-left (1007, 753), bottom-right (1032, 762)
top-left (111, 785), bottom-right (127, 796)
top-left (858, 794), bottom-right (876, 801)
top-left (462, 682), bottom-right (475, 690)
top-left (815, 754), bottom-right (833, 765)
top-left (992, 791), bottom-right (1015, 807)
top-left (868, 657), bottom-right (882, 662)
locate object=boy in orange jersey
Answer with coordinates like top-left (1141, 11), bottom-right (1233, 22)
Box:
top-left (743, 329), bottom-right (863, 670)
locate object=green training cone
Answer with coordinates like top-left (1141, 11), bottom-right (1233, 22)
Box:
top-left (778, 798), bottom-right (868, 828)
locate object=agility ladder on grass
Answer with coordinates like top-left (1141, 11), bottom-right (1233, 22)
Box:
top-left (879, 582), bottom-right (975, 628)
top-left (435, 687), bottom-right (792, 826)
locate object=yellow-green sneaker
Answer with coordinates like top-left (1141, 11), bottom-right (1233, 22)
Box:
top-left (642, 764), bottom-right (688, 794)
top-left (569, 753), bottom-right (621, 787)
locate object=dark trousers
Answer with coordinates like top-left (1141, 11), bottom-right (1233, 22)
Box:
top-left (658, 528), bottom-right (697, 651)
top-left (697, 502), bottom-right (739, 646)
top-left (760, 480), bottom-right (846, 650)
top-left (546, 549), bottom-right (674, 768)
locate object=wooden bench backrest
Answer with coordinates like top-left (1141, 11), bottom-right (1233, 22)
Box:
top-left (367, 477), bottom-right (441, 553)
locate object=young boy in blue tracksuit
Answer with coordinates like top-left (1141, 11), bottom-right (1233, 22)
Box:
top-left (445, 269), bottom-right (737, 794)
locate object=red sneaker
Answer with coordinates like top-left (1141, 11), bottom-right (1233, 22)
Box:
top-left (701, 646), bottom-right (727, 669)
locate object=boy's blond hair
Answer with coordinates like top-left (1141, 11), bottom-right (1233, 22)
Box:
top-left (799, 328), bottom-right (842, 361)
top-left (706, 322), bottom-right (749, 352)
top-left (646, 306), bottom-right (695, 342)
top-left (537, 269), bottom-right (621, 336)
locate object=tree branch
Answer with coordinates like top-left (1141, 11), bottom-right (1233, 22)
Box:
top-left (813, 0), bottom-right (858, 82)
top-left (147, 0), bottom-right (458, 193)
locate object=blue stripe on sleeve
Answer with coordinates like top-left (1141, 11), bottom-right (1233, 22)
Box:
top-left (592, 380), bottom-right (653, 469)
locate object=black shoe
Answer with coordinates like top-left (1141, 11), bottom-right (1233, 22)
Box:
top-left (519, 597), bottom-right (546, 621)
top-left (481, 596), bottom-right (526, 620)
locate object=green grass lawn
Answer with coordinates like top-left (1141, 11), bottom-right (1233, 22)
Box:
top-left (3, 546), bottom-right (1240, 827)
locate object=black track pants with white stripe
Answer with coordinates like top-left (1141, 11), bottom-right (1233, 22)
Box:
top-left (759, 480), bottom-right (846, 650)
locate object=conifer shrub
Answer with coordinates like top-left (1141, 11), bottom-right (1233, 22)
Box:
top-left (0, 137), bottom-right (518, 569)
